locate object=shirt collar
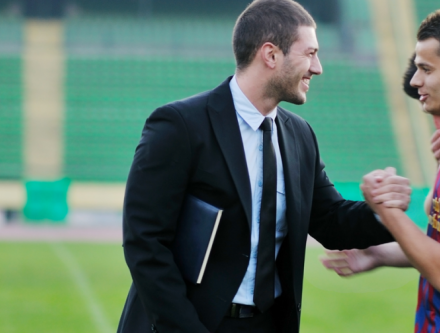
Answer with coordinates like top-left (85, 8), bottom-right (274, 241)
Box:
top-left (229, 75), bottom-right (277, 131)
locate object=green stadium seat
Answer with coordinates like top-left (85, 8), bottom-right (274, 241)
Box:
top-left (23, 178), bottom-right (70, 222)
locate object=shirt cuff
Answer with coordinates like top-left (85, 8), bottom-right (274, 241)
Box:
top-left (374, 213), bottom-right (382, 223)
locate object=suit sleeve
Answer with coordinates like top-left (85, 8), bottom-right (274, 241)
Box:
top-left (122, 105), bottom-right (209, 333)
top-left (306, 124), bottom-right (394, 250)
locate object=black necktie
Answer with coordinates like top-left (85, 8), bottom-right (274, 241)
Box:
top-left (253, 117), bottom-right (277, 313)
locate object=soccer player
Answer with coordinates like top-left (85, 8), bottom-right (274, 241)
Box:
top-left (321, 10), bottom-right (440, 332)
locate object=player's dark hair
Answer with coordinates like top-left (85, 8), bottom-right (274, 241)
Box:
top-left (233, 0), bottom-right (316, 71)
top-left (417, 9), bottom-right (440, 55)
top-left (403, 53), bottom-right (420, 100)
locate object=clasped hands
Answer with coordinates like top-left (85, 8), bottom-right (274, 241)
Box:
top-left (319, 167), bottom-right (410, 277)
top-left (360, 166), bottom-right (411, 214)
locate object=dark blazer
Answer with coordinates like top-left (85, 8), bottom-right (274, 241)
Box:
top-left (118, 77), bottom-right (393, 333)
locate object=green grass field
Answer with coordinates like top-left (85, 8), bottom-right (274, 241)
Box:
top-left (302, 248), bottom-right (418, 333)
top-left (0, 242), bottom-right (419, 332)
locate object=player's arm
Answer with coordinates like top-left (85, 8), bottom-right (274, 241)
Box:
top-left (362, 180), bottom-right (440, 291)
top-left (322, 130), bottom-right (440, 278)
top-left (320, 242), bottom-right (411, 277)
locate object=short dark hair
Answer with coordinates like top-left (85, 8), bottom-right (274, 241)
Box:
top-left (232, 0), bottom-right (316, 71)
top-left (402, 53), bottom-right (420, 100)
top-left (417, 9), bottom-right (440, 55)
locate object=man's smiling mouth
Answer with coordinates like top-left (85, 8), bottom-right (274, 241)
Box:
top-left (302, 77), bottom-right (311, 89)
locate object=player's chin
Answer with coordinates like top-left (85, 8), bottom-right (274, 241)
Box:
top-left (424, 103), bottom-right (440, 115)
top-left (430, 104), bottom-right (440, 115)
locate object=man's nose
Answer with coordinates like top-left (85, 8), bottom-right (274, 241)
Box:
top-left (311, 55), bottom-right (323, 76)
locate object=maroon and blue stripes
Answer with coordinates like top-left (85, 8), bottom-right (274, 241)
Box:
top-left (415, 171), bottom-right (440, 333)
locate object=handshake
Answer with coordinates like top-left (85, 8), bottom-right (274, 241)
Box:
top-left (320, 166), bottom-right (413, 278)
top-left (318, 166), bottom-right (412, 277)
top-left (319, 165), bottom-right (412, 277)
top-left (321, 161), bottom-right (440, 293)
top-left (360, 166), bottom-right (412, 213)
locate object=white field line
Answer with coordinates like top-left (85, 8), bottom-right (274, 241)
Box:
top-left (51, 243), bottom-right (113, 333)
top-left (0, 225), bottom-right (122, 242)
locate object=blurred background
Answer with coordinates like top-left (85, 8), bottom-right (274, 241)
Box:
top-left (0, 0), bottom-right (438, 332)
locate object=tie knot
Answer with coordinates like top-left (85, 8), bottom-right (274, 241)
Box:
top-left (260, 117), bottom-right (273, 132)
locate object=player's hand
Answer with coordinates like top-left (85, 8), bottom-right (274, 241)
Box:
top-left (431, 130), bottom-right (440, 164)
top-left (320, 248), bottom-right (377, 277)
top-left (361, 167), bottom-right (411, 212)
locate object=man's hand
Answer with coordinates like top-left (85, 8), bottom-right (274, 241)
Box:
top-left (431, 129), bottom-right (440, 165)
top-left (361, 167), bottom-right (411, 212)
top-left (320, 248), bottom-right (377, 277)
top-left (320, 243), bottom-right (411, 277)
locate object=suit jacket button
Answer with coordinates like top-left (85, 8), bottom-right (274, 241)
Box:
top-left (297, 303), bottom-right (301, 312)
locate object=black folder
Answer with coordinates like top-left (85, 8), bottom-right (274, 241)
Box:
top-left (172, 195), bottom-right (223, 284)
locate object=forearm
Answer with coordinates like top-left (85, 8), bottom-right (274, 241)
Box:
top-left (367, 242), bottom-right (412, 268)
top-left (310, 199), bottom-right (394, 250)
top-left (309, 172), bottom-right (394, 249)
top-left (379, 208), bottom-right (440, 290)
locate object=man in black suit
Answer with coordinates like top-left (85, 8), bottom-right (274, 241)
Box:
top-left (117, 1), bottom-right (411, 332)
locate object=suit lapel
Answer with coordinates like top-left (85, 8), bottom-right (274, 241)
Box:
top-left (276, 109), bottom-right (302, 232)
top-left (207, 78), bottom-right (252, 229)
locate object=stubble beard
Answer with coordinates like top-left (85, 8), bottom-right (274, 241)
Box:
top-left (264, 62), bottom-right (306, 105)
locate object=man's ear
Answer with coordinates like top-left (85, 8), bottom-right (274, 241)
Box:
top-left (259, 42), bottom-right (280, 69)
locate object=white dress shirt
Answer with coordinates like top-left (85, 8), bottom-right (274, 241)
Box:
top-left (230, 75), bottom-right (288, 305)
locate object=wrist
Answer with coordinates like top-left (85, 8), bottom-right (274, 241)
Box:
top-left (378, 207), bottom-right (401, 226)
top-left (363, 245), bottom-right (384, 269)
top-left (372, 203), bottom-right (387, 217)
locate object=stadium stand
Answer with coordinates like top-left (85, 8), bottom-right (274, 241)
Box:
top-left (0, 0), bottom-right (434, 226)
top-left (63, 2), bottom-right (399, 183)
top-left (0, 56), bottom-right (21, 179)
top-left (0, 16), bottom-right (22, 180)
